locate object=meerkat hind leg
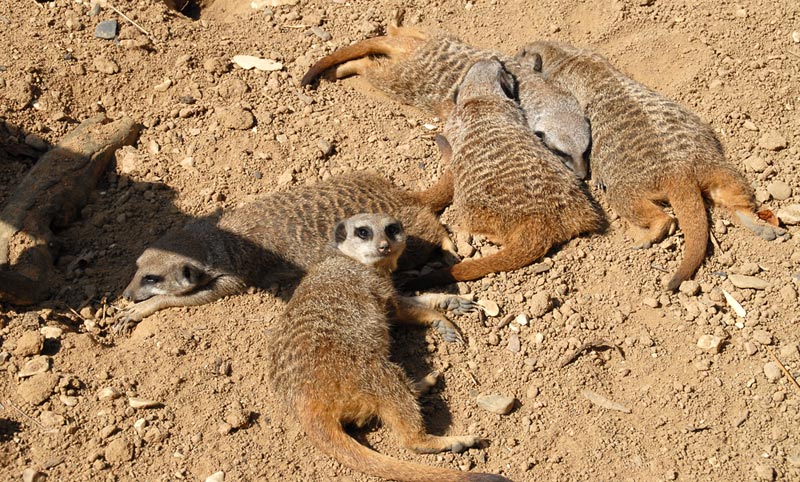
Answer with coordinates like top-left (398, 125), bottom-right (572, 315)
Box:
top-left (377, 365), bottom-right (480, 454)
top-left (400, 293), bottom-right (477, 315)
top-left (621, 198), bottom-right (676, 249)
top-left (707, 170), bottom-right (786, 240)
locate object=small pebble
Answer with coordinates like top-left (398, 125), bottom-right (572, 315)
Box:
top-left (94, 20), bottom-right (117, 39)
top-left (476, 394), bottom-right (516, 415)
top-left (754, 464), bottom-right (775, 481)
top-left (744, 155), bottom-right (768, 172)
top-left (728, 274), bottom-right (769, 290)
top-left (679, 280), bottom-right (700, 296)
top-left (310, 26), bottom-right (332, 41)
top-left (478, 299), bottom-right (500, 317)
top-left (777, 204), bottom-right (800, 225)
top-left (528, 292), bottom-right (552, 317)
top-left (205, 472), bottom-right (225, 482)
top-left (98, 387), bottom-right (122, 401)
top-left (641, 297), bottom-right (660, 308)
top-left (766, 181), bottom-right (792, 201)
top-left (40, 326), bottom-right (63, 339)
top-left (22, 468), bottom-right (46, 482)
top-left (13, 332), bottom-right (44, 357)
top-left (696, 335), bottom-right (724, 353)
top-left (231, 55), bottom-right (283, 71)
top-left (514, 314), bottom-right (528, 326)
top-left (104, 437), bottom-right (134, 464)
top-left (128, 397), bottom-right (161, 409)
top-left (17, 356), bottom-right (51, 378)
top-left (758, 131), bottom-right (787, 151)
top-left (763, 362), bottom-right (782, 382)
top-left (752, 330), bottom-right (772, 345)
top-left (744, 341), bottom-right (758, 356)
top-left (507, 333), bottom-right (521, 353)
top-left (93, 56), bottom-right (120, 75)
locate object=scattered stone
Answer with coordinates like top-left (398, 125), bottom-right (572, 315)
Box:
top-left (742, 120), bottom-right (758, 131)
top-left (738, 262), bottom-right (760, 276)
top-left (582, 390), bottom-right (631, 413)
top-left (777, 204), bottom-right (800, 225)
top-left (231, 55), bottom-right (283, 71)
top-left (13, 332), bottom-right (44, 357)
top-left (93, 56), bottom-right (120, 75)
top-left (514, 314), bottom-right (528, 326)
top-left (311, 26), bottom-right (332, 41)
top-left (744, 341), bottom-right (758, 356)
top-left (277, 167), bottom-right (295, 186)
top-left (526, 385), bottom-right (539, 398)
top-left (697, 335), bottom-right (724, 353)
top-left (205, 472), bottom-right (225, 482)
top-left (641, 297), bottom-right (660, 308)
top-left (788, 453), bottom-right (800, 467)
top-left (507, 333), bottom-right (521, 353)
top-left (754, 464), bottom-right (775, 481)
top-left (143, 427), bottom-right (163, 443)
top-left (679, 280), bottom-right (700, 296)
top-left (476, 394), bottom-right (515, 415)
top-left (779, 343), bottom-right (799, 360)
top-left (766, 181), bottom-right (792, 201)
top-left (18, 356), bottom-right (51, 378)
top-left (128, 397), bottom-right (161, 409)
top-left (218, 78), bottom-right (249, 99)
top-left (104, 437), bottom-right (134, 464)
top-left (18, 372), bottom-right (58, 405)
top-left (100, 424), bottom-right (119, 439)
top-left (477, 299), bottom-right (500, 317)
top-left (758, 131), bottom-right (787, 151)
top-left (94, 20), bottom-right (117, 39)
top-left (763, 362), bottom-right (782, 382)
top-left (728, 274), bottom-right (769, 290)
top-left (793, 31), bottom-right (800, 43)
top-left (22, 468), bottom-right (46, 482)
top-left (752, 330), bottom-right (772, 345)
top-left (528, 292), bottom-right (552, 317)
top-left (153, 78), bottom-right (172, 92)
top-left (98, 386), bottom-right (122, 401)
top-left (40, 326), bottom-right (63, 339)
top-left (203, 57), bottom-right (230, 74)
top-left (225, 408), bottom-right (250, 429)
top-left (218, 422), bottom-right (233, 435)
top-left (59, 395), bottom-right (78, 407)
top-left (24, 134), bottom-right (48, 151)
top-left (486, 332), bottom-right (499, 346)
top-left (744, 155), bottom-right (768, 173)
top-left (217, 105), bottom-right (255, 130)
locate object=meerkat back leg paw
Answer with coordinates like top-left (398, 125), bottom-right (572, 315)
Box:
top-left (706, 168), bottom-right (786, 241)
top-left (411, 371), bottom-right (440, 396)
top-left (395, 297), bottom-right (466, 343)
top-left (734, 210), bottom-right (787, 241)
top-left (622, 198), bottom-right (676, 249)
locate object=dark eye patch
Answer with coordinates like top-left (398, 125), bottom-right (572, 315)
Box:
top-left (355, 226), bottom-right (372, 240)
top-left (385, 223), bottom-right (401, 237)
top-left (142, 274), bottom-right (162, 285)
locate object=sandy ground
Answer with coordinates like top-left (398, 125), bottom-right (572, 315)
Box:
top-left (1, 0), bottom-right (799, 481)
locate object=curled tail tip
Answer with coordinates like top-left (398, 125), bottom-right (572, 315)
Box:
top-left (665, 274), bottom-right (683, 292)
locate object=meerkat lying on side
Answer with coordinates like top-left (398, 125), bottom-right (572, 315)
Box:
top-left (405, 59), bottom-right (603, 289)
top-left (516, 41), bottom-right (787, 290)
top-left (117, 172), bottom-right (456, 332)
top-left (267, 213), bottom-right (510, 482)
top-left (301, 17), bottom-right (591, 178)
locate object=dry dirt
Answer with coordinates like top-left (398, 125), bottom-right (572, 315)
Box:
top-left (1, 0), bottom-right (800, 481)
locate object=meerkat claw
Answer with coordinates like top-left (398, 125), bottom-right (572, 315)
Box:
top-left (431, 318), bottom-right (464, 343)
top-left (437, 295), bottom-right (479, 314)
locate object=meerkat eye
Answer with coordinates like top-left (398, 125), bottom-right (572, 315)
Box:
top-left (355, 227), bottom-right (372, 240)
top-left (142, 274), bottom-right (162, 285)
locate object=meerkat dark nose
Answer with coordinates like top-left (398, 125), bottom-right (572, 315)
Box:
top-left (378, 241), bottom-right (391, 255)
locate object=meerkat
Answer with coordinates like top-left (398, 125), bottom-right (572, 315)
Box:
top-left (405, 59), bottom-right (603, 289)
top-left (516, 41), bottom-right (787, 290)
top-left (301, 16), bottom-right (591, 178)
top-left (267, 213), bottom-right (510, 482)
top-left (116, 171), bottom-right (456, 332)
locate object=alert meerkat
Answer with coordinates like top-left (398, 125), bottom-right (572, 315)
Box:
top-left (301, 15), bottom-right (591, 178)
top-left (405, 59), bottom-right (603, 289)
top-left (116, 172), bottom-right (455, 332)
top-left (516, 41), bottom-right (787, 290)
top-left (267, 213), bottom-right (510, 482)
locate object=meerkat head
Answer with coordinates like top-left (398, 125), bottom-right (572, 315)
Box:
top-left (454, 58), bottom-right (517, 104)
top-left (123, 243), bottom-right (212, 302)
top-left (333, 213), bottom-right (407, 274)
top-left (533, 112), bottom-right (591, 179)
top-left (515, 41), bottom-right (573, 76)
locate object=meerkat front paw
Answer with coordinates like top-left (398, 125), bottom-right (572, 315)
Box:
top-left (112, 303), bottom-right (149, 335)
top-left (431, 318), bottom-right (464, 343)
top-left (436, 295), bottom-right (478, 315)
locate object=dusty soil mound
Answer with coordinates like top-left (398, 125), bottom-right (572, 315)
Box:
top-left (1, 0), bottom-right (799, 481)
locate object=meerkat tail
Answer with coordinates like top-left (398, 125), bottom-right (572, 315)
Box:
top-left (406, 225), bottom-right (550, 289)
top-left (665, 181), bottom-right (709, 291)
top-left (299, 404), bottom-right (508, 482)
top-left (411, 170), bottom-right (454, 212)
top-left (301, 36), bottom-right (418, 86)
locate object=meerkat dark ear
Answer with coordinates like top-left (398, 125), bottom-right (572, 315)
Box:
top-left (333, 221), bottom-right (348, 245)
top-left (180, 264), bottom-right (209, 287)
top-left (434, 134), bottom-right (453, 165)
top-left (498, 66), bottom-right (517, 100)
top-left (530, 52), bottom-right (543, 72)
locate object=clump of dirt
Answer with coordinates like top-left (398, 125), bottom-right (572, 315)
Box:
top-left (1, 0), bottom-right (799, 481)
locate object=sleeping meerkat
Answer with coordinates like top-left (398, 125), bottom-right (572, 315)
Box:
top-left (516, 41), bottom-right (787, 289)
top-left (301, 15), bottom-right (591, 178)
top-left (116, 171), bottom-right (456, 332)
top-left (266, 213), bottom-right (510, 482)
top-left (405, 58), bottom-right (603, 289)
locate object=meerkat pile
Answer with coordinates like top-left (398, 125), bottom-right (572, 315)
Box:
top-left (110, 13), bottom-right (788, 482)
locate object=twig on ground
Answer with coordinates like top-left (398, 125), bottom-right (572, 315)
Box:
top-left (559, 339), bottom-right (624, 368)
top-left (766, 347), bottom-right (800, 392)
top-left (6, 400), bottom-right (58, 433)
top-left (109, 3), bottom-right (156, 44)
